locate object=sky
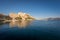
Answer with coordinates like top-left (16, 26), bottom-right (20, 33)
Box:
top-left (0, 0), bottom-right (60, 19)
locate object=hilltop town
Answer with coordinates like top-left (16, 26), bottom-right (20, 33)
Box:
top-left (0, 12), bottom-right (35, 23)
top-left (9, 12), bottom-right (35, 21)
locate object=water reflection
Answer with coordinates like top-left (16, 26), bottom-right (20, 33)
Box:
top-left (9, 20), bottom-right (33, 28)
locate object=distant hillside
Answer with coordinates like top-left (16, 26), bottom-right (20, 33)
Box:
top-left (46, 18), bottom-right (60, 21)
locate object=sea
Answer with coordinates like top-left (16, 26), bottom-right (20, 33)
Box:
top-left (0, 20), bottom-right (60, 40)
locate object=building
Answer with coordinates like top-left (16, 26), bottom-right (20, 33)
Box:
top-left (9, 12), bottom-right (34, 21)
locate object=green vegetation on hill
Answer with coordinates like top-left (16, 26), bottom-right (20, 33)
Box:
top-left (0, 14), bottom-right (12, 20)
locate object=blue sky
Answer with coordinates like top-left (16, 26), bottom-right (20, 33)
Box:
top-left (0, 0), bottom-right (60, 18)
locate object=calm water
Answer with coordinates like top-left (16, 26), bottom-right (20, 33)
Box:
top-left (0, 20), bottom-right (60, 40)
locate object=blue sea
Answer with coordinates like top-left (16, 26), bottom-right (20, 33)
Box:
top-left (0, 20), bottom-right (60, 40)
